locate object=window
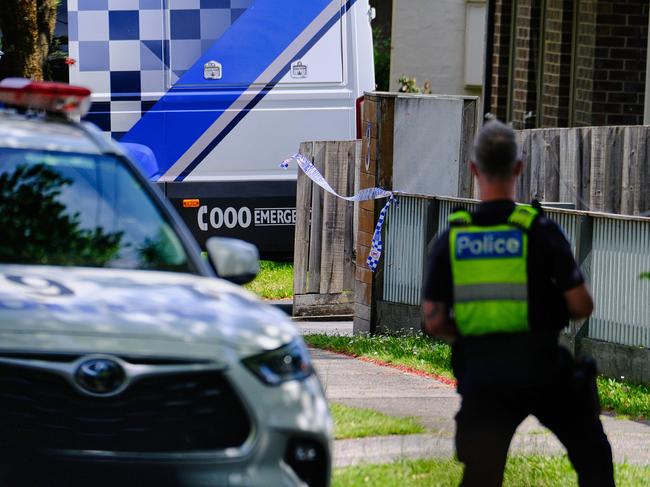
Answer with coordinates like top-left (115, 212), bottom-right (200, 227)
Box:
top-left (0, 149), bottom-right (191, 273)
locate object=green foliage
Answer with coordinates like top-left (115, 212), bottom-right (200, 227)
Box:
top-left (397, 75), bottom-right (432, 94)
top-left (136, 230), bottom-right (187, 273)
top-left (372, 26), bottom-right (391, 91)
top-left (243, 260), bottom-right (293, 299)
top-left (0, 164), bottom-right (122, 267)
top-left (331, 403), bottom-right (424, 440)
top-left (333, 456), bottom-right (650, 487)
top-left (640, 272), bottom-right (650, 280)
top-left (306, 334), bottom-right (650, 419)
top-left (597, 377), bottom-right (650, 420)
top-left (304, 333), bottom-right (453, 379)
top-left (46, 33), bottom-right (70, 82)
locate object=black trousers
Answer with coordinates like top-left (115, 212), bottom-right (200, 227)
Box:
top-left (454, 354), bottom-right (615, 487)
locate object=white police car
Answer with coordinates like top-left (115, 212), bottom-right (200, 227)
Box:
top-left (0, 79), bottom-right (331, 487)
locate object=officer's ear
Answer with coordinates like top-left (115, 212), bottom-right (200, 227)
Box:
top-left (513, 160), bottom-right (523, 177)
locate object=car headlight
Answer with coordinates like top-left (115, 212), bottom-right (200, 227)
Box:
top-left (242, 340), bottom-right (314, 385)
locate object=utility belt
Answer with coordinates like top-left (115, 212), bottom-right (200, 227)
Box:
top-left (453, 335), bottom-right (601, 415)
top-left (451, 332), bottom-right (559, 385)
top-left (453, 331), bottom-right (559, 362)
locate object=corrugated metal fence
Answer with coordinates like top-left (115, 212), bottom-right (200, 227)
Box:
top-left (383, 198), bottom-right (427, 305)
top-left (590, 219), bottom-right (650, 347)
top-left (382, 195), bottom-right (650, 348)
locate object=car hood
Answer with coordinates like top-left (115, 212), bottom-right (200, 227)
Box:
top-left (0, 264), bottom-right (297, 358)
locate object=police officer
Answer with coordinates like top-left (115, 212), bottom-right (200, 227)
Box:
top-left (422, 120), bottom-right (615, 487)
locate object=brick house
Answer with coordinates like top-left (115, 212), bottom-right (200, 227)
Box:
top-left (384, 0), bottom-right (649, 128)
top-left (487, 0), bottom-right (650, 129)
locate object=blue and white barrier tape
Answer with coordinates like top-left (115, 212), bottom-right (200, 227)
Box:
top-left (367, 195), bottom-right (397, 271)
top-left (281, 153), bottom-right (392, 201)
top-left (281, 153), bottom-right (395, 271)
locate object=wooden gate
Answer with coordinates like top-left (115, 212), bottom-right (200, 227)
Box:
top-left (293, 141), bottom-right (359, 318)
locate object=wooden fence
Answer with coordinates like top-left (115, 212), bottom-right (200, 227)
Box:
top-left (513, 126), bottom-right (650, 215)
top-left (293, 141), bottom-right (358, 318)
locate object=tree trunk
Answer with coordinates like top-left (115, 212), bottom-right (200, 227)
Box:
top-left (37, 0), bottom-right (58, 80)
top-left (0, 0), bottom-right (58, 81)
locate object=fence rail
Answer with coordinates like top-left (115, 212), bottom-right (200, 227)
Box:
top-left (382, 194), bottom-right (650, 349)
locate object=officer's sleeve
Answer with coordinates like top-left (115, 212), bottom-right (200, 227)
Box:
top-left (422, 230), bottom-right (453, 304)
top-left (537, 218), bottom-right (585, 292)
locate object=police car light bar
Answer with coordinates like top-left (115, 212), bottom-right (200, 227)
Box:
top-left (0, 78), bottom-right (91, 116)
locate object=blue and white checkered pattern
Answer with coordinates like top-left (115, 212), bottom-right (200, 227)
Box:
top-left (68, 0), bottom-right (253, 139)
top-left (367, 196), bottom-right (396, 272)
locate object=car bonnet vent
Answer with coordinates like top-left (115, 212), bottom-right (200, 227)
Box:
top-left (0, 351), bottom-right (211, 366)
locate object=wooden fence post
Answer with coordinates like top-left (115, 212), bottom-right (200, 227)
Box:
top-left (293, 141), bottom-right (314, 296)
top-left (516, 129), bottom-right (532, 202)
top-left (307, 142), bottom-right (326, 294)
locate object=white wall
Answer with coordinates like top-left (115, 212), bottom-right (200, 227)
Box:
top-left (389, 0), bottom-right (485, 98)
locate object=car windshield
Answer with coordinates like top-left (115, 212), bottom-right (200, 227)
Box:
top-left (0, 148), bottom-right (193, 273)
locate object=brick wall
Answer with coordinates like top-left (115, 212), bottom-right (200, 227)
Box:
top-left (490, 0), bottom-right (648, 128)
top-left (510, 0), bottom-right (541, 129)
top-left (355, 95), bottom-right (379, 334)
top-left (490, 0), bottom-right (513, 121)
top-left (355, 93), bottom-right (397, 335)
top-left (540, 0), bottom-right (574, 127)
top-left (589, 0), bottom-right (649, 126)
top-left (572, 0), bottom-right (597, 126)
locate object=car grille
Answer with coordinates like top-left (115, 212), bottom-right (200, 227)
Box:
top-left (0, 363), bottom-right (252, 453)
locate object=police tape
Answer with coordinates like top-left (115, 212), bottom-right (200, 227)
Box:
top-left (367, 196), bottom-right (397, 271)
top-left (281, 153), bottom-right (395, 271)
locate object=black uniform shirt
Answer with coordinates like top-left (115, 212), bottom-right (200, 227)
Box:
top-left (423, 200), bottom-right (584, 343)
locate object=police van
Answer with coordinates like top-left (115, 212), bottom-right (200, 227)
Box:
top-left (65, 0), bottom-right (375, 258)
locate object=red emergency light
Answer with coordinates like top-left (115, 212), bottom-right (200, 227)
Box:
top-left (0, 78), bottom-right (91, 116)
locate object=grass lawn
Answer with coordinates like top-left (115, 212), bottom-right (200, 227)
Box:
top-left (304, 334), bottom-right (650, 420)
top-left (243, 260), bottom-right (293, 299)
top-left (305, 334), bottom-right (454, 379)
top-left (330, 403), bottom-right (425, 440)
top-left (332, 456), bottom-right (650, 486)
top-left (597, 377), bottom-right (650, 420)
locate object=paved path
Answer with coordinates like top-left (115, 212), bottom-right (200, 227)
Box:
top-left (296, 320), bottom-right (354, 336)
top-left (300, 326), bottom-right (650, 468)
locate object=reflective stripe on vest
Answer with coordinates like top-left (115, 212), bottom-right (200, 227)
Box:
top-left (449, 205), bottom-right (539, 336)
top-left (454, 283), bottom-right (528, 302)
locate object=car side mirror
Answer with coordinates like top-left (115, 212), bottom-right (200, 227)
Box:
top-left (205, 237), bottom-right (260, 285)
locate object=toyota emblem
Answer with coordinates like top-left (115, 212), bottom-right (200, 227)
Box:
top-left (75, 358), bottom-right (125, 395)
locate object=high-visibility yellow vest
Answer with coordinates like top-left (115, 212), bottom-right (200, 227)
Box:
top-left (448, 205), bottom-right (539, 336)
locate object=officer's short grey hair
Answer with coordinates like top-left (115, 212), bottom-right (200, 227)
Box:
top-left (472, 120), bottom-right (519, 179)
